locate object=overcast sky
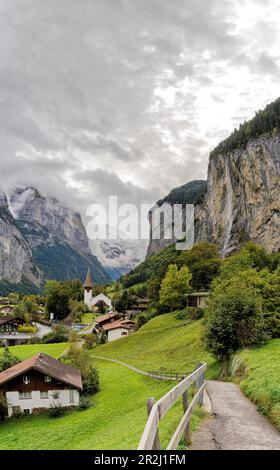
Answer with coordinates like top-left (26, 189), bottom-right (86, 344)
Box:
top-left (1, 0), bottom-right (280, 214)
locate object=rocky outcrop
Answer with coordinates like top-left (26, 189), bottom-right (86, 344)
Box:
top-left (0, 187), bottom-right (110, 291)
top-left (146, 135), bottom-right (280, 258)
top-left (0, 191), bottom-right (42, 286)
top-left (146, 180), bottom-right (207, 257)
top-left (196, 134), bottom-right (280, 255)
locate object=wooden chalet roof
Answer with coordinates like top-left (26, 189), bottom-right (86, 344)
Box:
top-left (102, 319), bottom-right (135, 332)
top-left (0, 353), bottom-right (82, 389)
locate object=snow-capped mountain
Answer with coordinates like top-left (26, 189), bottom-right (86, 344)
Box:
top-left (0, 186), bottom-right (111, 293)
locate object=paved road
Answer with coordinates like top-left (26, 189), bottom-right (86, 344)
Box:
top-left (191, 380), bottom-right (280, 450)
top-left (0, 323), bottom-right (51, 341)
top-left (34, 322), bottom-right (52, 339)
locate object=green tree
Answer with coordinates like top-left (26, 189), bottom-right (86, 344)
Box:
top-left (159, 264), bottom-right (192, 312)
top-left (0, 347), bottom-right (20, 372)
top-left (61, 343), bottom-right (99, 395)
top-left (45, 280), bottom-right (71, 321)
top-left (204, 278), bottom-right (268, 360)
top-left (178, 242), bottom-right (221, 290)
top-left (147, 275), bottom-right (161, 301)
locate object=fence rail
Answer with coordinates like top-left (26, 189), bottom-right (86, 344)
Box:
top-left (148, 370), bottom-right (189, 381)
top-left (138, 362), bottom-right (207, 450)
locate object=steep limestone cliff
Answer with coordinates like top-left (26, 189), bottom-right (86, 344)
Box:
top-left (0, 191), bottom-right (42, 286)
top-left (196, 134), bottom-right (280, 255)
top-left (0, 187), bottom-right (110, 292)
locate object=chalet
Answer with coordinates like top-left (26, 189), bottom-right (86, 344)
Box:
top-left (0, 353), bottom-right (82, 417)
top-left (130, 294), bottom-right (150, 313)
top-left (102, 319), bottom-right (135, 342)
top-left (0, 316), bottom-right (24, 334)
top-left (186, 292), bottom-right (210, 309)
top-left (94, 313), bottom-right (135, 341)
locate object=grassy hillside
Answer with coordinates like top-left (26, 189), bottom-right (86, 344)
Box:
top-left (0, 343), bottom-right (68, 360)
top-left (233, 339), bottom-right (280, 431)
top-left (94, 312), bottom-right (219, 378)
top-left (0, 342), bottom-right (204, 450)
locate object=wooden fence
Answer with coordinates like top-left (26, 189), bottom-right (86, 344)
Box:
top-left (138, 362), bottom-right (207, 450)
top-left (148, 370), bottom-right (190, 381)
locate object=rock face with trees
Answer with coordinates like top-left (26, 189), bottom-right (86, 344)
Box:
top-left (0, 187), bottom-right (110, 294)
top-left (146, 98), bottom-right (280, 259)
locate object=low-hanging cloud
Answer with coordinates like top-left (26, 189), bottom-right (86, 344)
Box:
top-left (0, 0), bottom-right (280, 218)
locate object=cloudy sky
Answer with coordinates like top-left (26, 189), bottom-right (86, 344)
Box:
top-left (1, 0), bottom-right (280, 215)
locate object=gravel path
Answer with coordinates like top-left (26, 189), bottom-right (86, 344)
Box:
top-left (191, 380), bottom-right (280, 450)
top-left (92, 354), bottom-right (150, 376)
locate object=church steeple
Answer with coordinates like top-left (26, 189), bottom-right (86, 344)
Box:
top-left (83, 267), bottom-right (93, 289)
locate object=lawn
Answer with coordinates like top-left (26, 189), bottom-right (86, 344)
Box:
top-left (0, 313), bottom-right (215, 449)
top-left (0, 358), bottom-right (204, 450)
top-left (234, 339), bottom-right (280, 431)
top-left (0, 343), bottom-right (68, 360)
top-left (94, 312), bottom-right (219, 378)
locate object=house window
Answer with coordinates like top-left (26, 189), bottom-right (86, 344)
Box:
top-left (188, 297), bottom-right (198, 307)
top-left (23, 409), bottom-right (30, 414)
top-left (40, 391), bottom-right (49, 399)
top-left (121, 332), bottom-right (128, 336)
top-left (22, 375), bottom-right (31, 384)
top-left (44, 375), bottom-right (52, 383)
top-left (19, 391), bottom-right (32, 399)
top-left (69, 389), bottom-right (75, 404)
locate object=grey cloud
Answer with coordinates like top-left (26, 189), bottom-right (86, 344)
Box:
top-left (0, 0), bottom-right (279, 221)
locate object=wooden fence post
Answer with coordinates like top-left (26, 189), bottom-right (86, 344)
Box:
top-left (146, 398), bottom-right (161, 450)
top-left (195, 362), bottom-right (204, 405)
top-left (182, 388), bottom-right (191, 446)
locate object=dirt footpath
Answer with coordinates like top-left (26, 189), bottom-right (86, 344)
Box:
top-left (191, 380), bottom-right (280, 450)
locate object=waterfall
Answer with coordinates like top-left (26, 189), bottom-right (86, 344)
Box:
top-left (222, 159), bottom-right (234, 258)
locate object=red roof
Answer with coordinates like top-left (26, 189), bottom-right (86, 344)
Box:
top-left (95, 313), bottom-right (117, 324)
top-left (102, 319), bottom-right (135, 332)
top-left (0, 353), bottom-right (82, 389)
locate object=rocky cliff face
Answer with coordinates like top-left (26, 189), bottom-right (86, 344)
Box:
top-left (146, 180), bottom-right (207, 257)
top-left (0, 187), bottom-right (110, 292)
top-left (146, 135), bottom-right (280, 258)
top-left (196, 134), bottom-right (280, 255)
top-left (0, 191), bottom-right (42, 286)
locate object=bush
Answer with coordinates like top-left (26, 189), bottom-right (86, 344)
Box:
top-left (0, 347), bottom-right (20, 372)
top-left (176, 307), bottom-right (204, 321)
top-left (61, 343), bottom-right (100, 395)
top-left (48, 402), bottom-right (65, 418)
top-left (204, 281), bottom-right (268, 360)
top-left (42, 324), bottom-right (69, 343)
top-left (78, 395), bottom-right (91, 410)
top-left (82, 367), bottom-right (100, 395)
top-left (83, 334), bottom-right (97, 350)
top-left (17, 325), bottom-right (37, 334)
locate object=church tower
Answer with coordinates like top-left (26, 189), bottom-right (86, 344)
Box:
top-left (83, 267), bottom-right (93, 309)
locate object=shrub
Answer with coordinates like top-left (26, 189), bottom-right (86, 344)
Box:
top-left (83, 334), bottom-right (97, 350)
top-left (48, 402), bottom-right (65, 418)
top-left (176, 307), bottom-right (204, 321)
top-left (78, 395), bottom-right (91, 410)
top-left (204, 281), bottom-right (268, 360)
top-left (0, 347), bottom-right (20, 372)
top-left (42, 324), bottom-right (69, 343)
top-left (17, 325), bottom-right (37, 334)
top-left (82, 367), bottom-right (100, 395)
top-left (61, 343), bottom-right (100, 395)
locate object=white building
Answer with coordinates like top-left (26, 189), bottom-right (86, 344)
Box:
top-left (0, 353), bottom-right (82, 417)
top-left (83, 268), bottom-right (112, 310)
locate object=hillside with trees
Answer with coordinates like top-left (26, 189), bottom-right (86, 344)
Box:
top-left (210, 97), bottom-right (280, 158)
